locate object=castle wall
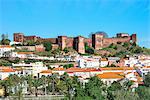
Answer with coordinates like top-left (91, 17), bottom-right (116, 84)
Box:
top-left (84, 38), bottom-right (92, 47)
top-left (66, 37), bottom-right (74, 47)
top-left (24, 36), bottom-right (38, 42)
top-left (51, 44), bottom-right (59, 50)
top-left (103, 37), bottom-right (131, 47)
top-left (40, 38), bottom-right (57, 44)
top-left (17, 44), bottom-right (45, 52)
top-left (57, 36), bottom-right (67, 50)
top-left (13, 33), bottom-right (137, 53)
top-left (14, 33), bottom-right (24, 42)
top-left (92, 34), bottom-right (104, 50)
top-left (74, 36), bottom-right (85, 54)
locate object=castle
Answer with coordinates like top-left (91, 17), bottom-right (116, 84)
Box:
top-left (14, 32), bottom-right (137, 54)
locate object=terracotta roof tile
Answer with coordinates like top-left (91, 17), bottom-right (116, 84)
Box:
top-left (53, 67), bottom-right (65, 71)
top-left (97, 72), bottom-right (125, 79)
top-left (0, 67), bottom-right (15, 72)
top-left (17, 52), bottom-right (34, 54)
top-left (100, 67), bottom-right (134, 70)
top-left (0, 45), bottom-right (12, 48)
top-left (40, 70), bottom-right (52, 73)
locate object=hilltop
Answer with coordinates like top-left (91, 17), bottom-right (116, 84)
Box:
top-left (95, 42), bottom-right (150, 57)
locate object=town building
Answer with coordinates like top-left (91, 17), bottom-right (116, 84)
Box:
top-left (0, 67), bottom-right (16, 80)
top-left (0, 45), bottom-right (15, 57)
top-left (78, 57), bottom-right (100, 68)
top-left (12, 62), bottom-right (47, 77)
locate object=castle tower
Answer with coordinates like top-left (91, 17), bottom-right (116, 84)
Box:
top-left (131, 34), bottom-right (137, 43)
top-left (74, 36), bottom-right (85, 54)
top-left (57, 36), bottom-right (67, 50)
top-left (92, 33), bottom-right (104, 50)
top-left (14, 33), bottom-right (24, 43)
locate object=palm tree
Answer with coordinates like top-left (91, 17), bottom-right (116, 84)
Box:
top-left (7, 74), bottom-right (20, 94)
top-left (1, 74), bottom-right (24, 99)
top-left (0, 80), bottom-right (10, 97)
top-left (48, 73), bottom-right (58, 95)
top-left (25, 75), bottom-right (33, 94)
top-left (41, 76), bottom-right (48, 95)
top-left (32, 77), bottom-right (42, 97)
top-left (60, 73), bottom-right (75, 100)
top-left (56, 79), bottom-right (67, 95)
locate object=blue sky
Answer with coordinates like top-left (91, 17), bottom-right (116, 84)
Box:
top-left (0, 0), bottom-right (150, 48)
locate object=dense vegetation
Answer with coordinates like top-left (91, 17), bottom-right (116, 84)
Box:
top-left (0, 72), bottom-right (150, 100)
top-left (0, 34), bottom-right (10, 45)
top-left (84, 42), bottom-right (95, 54)
top-left (43, 41), bottom-right (52, 51)
top-left (101, 42), bottom-right (150, 57)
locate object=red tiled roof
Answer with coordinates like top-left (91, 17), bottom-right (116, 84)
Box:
top-left (40, 70), bottom-right (52, 73)
top-left (97, 72), bottom-right (125, 79)
top-left (0, 67), bottom-right (15, 72)
top-left (17, 52), bottom-right (34, 54)
top-left (100, 67), bottom-right (134, 70)
top-left (0, 45), bottom-right (12, 48)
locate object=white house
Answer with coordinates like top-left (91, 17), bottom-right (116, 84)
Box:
top-left (78, 57), bottom-right (100, 68)
top-left (100, 58), bottom-right (109, 67)
top-left (0, 67), bottom-right (16, 80)
top-left (0, 45), bottom-right (15, 57)
top-left (97, 72), bottom-right (125, 86)
top-left (52, 67), bottom-right (66, 75)
top-left (39, 70), bottom-right (52, 78)
top-left (12, 62), bottom-right (47, 77)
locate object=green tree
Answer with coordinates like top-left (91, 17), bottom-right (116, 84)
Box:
top-left (108, 81), bottom-right (122, 91)
top-left (85, 76), bottom-right (105, 100)
top-left (63, 47), bottom-right (69, 53)
top-left (48, 73), bottom-right (58, 95)
top-left (1, 39), bottom-right (10, 45)
top-left (25, 75), bottom-right (33, 94)
top-left (123, 80), bottom-right (133, 90)
top-left (56, 79), bottom-right (68, 95)
top-left (63, 64), bottom-right (74, 69)
top-left (136, 86), bottom-right (150, 100)
top-left (85, 42), bottom-right (95, 54)
top-left (26, 40), bottom-right (35, 46)
top-left (107, 81), bottom-right (122, 100)
top-left (52, 48), bottom-right (61, 55)
top-left (0, 74), bottom-right (25, 99)
top-left (114, 89), bottom-right (139, 100)
top-left (60, 73), bottom-right (80, 100)
top-left (122, 42), bottom-right (130, 48)
top-left (144, 72), bottom-right (150, 87)
top-left (108, 64), bottom-right (117, 67)
top-left (43, 42), bottom-right (52, 51)
top-left (0, 34), bottom-right (10, 45)
top-left (41, 75), bottom-right (48, 95)
top-left (134, 47), bottom-right (143, 54)
top-left (32, 77), bottom-right (43, 97)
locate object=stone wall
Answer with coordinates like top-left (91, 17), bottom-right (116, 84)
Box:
top-left (14, 33), bottom-right (137, 53)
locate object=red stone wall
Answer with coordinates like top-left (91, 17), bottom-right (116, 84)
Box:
top-left (66, 37), bottom-right (74, 47)
top-left (74, 36), bottom-right (85, 54)
top-left (14, 33), bottom-right (24, 42)
top-left (92, 34), bottom-right (104, 50)
top-left (58, 36), bottom-right (67, 50)
top-left (24, 36), bottom-right (38, 42)
top-left (52, 44), bottom-right (59, 50)
top-left (14, 33), bottom-right (137, 53)
top-left (40, 38), bottom-right (57, 44)
top-left (84, 38), bottom-right (92, 47)
top-left (131, 34), bottom-right (137, 43)
top-left (103, 37), bottom-right (131, 47)
top-left (35, 44), bottom-right (45, 52)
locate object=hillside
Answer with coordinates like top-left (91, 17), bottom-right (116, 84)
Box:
top-left (96, 42), bottom-right (150, 57)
